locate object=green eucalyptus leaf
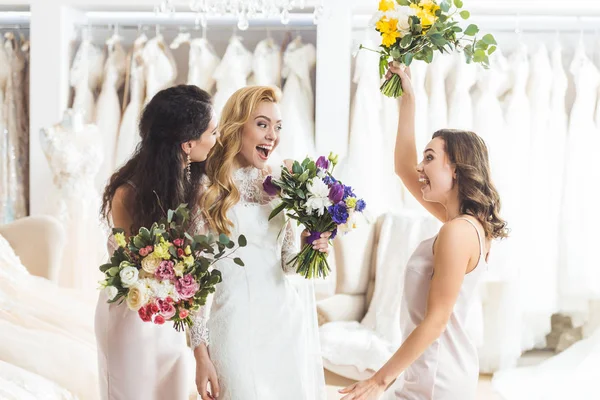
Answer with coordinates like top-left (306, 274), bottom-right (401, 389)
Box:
top-left (488, 45), bottom-right (497, 55)
top-left (238, 235), bottom-right (247, 247)
top-left (453, 0), bottom-right (463, 8)
top-left (482, 33), bottom-right (497, 45)
top-left (464, 24), bottom-right (479, 36)
top-left (234, 257), bottom-right (245, 266)
top-left (459, 10), bottom-right (470, 19)
top-left (218, 233), bottom-right (230, 245)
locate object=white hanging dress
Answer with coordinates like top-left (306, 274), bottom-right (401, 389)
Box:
top-left (278, 38), bottom-right (317, 161)
top-left (521, 44), bottom-right (558, 350)
top-left (425, 53), bottom-right (452, 133)
top-left (142, 35), bottom-right (177, 104)
top-left (250, 37), bottom-right (282, 88)
top-left (559, 42), bottom-right (600, 316)
top-left (336, 38), bottom-right (385, 216)
top-left (472, 49), bottom-right (522, 373)
top-left (0, 43), bottom-right (10, 223)
top-left (115, 35), bottom-right (147, 168)
top-left (70, 39), bottom-right (105, 123)
top-left (95, 38), bottom-right (127, 192)
top-left (212, 36), bottom-right (253, 116)
top-left (187, 37), bottom-right (220, 93)
top-left (447, 51), bottom-right (477, 130)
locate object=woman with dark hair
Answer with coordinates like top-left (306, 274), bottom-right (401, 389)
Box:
top-left (95, 85), bottom-right (219, 400)
top-left (340, 65), bottom-right (508, 400)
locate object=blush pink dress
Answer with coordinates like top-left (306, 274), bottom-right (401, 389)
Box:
top-left (391, 217), bottom-right (487, 399)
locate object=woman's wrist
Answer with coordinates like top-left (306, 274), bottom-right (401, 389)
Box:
top-left (193, 343), bottom-right (210, 361)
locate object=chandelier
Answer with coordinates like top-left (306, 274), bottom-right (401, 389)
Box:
top-left (155, 0), bottom-right (326, 30)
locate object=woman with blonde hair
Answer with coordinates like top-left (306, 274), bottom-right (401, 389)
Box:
top-left (189, 86), bottom-right (329, 400)
top-left (340, 64), bottom-right (508, 400)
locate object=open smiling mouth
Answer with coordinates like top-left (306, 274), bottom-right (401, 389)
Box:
top-left (256, 145), bottom-right (272, 159)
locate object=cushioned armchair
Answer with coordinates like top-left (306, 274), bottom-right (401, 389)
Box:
top-left (0, 215), bottom-right (66, 281)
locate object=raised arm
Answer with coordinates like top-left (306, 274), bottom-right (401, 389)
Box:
top-left (390, 64), bottom-right (447, 222)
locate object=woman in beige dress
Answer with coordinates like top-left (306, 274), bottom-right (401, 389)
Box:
top-left (95, 85), bottom-right (219, 400)
top-left (340, 65), bottom-right (508, 400)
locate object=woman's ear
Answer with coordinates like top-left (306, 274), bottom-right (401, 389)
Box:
top-left (180, 141), bottom-right (195, 154)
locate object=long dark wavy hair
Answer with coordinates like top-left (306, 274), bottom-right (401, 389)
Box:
top-left (101, 85), bottom-right (213, 233)
top-left (432, 129), bottom-right (509, 239)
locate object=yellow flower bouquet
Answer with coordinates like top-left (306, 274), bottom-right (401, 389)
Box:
top-left (364, 0), bottom-right (497, 97)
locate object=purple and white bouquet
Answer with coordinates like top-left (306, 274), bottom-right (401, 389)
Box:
top-left (264, 153), bottom-right (366, 279)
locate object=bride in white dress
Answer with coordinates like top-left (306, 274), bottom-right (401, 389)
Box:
top-left (193, 86), bottom-right (328, 400)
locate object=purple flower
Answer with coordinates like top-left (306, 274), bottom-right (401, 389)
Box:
top-left (175, 274), bottom-right (199, 300)
top-left (330, 228), bottom-right (338, 240)
top-left (316, 156), bottom-right (329, 170)
top-left (263, 176), bottom-right (280, 196)
top-left (355, 199), bottom-right (366, 212)
top-left (343, 186), bottom-right (355, 200)
top-left (328, 183), bottom-right (344, 203)
top-left (328, 203), bottom-right (349, 225)
top-left (155, 260), bottom-right (176, 281)
top-left (323, 175), bottom-right (337, 187)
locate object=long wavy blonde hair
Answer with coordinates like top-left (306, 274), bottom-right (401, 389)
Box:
top-left (200, 86), bottom-right (281, 235)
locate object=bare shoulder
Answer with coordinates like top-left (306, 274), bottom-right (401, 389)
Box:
top-left (435, 218), bottom-right (480, 254)
top-left (112, 185), bottom-right (134, 211)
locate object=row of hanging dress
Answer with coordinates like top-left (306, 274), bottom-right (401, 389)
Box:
top-left (0, 32), bottom-right (29, 224)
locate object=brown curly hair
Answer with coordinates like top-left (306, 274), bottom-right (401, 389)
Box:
top-left (432, 129), bottom-right (508, 239)
top-left (199, 86), bottom-right (281, 235)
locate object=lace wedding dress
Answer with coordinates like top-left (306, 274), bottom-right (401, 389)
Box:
top-left (40, 111), bottom-right (107, 291)
top-left (70, 38), bottom-right (105, 123)
top-left (189, 167), bottom-right (326, 400)
top-left (187, 37), bottom-right (220, 93)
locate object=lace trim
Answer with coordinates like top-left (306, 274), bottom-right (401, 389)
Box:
top-left (233, 166), bottom-right (273, 205)
top-left (189, 316), bottom-right (210, 348)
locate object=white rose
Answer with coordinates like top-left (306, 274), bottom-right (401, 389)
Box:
top-left (141, 255), bottom-right (161, 274)
top-left (104, 286), bottom-right (118, 301)
top-left (126, 283), bottom-right (148, 311)
top-left (119, 266), bottom-right (139, 288)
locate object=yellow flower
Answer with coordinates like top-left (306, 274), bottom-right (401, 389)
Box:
top-left (184, 245), bottom-right (192, 256)
top-left (378, 0), bottom-right (395, 12)
top-left (114, 232), bottom-right (126, 248)
top-left (345, 197), bottom-right (357, 209)
top-left (382, 30), bottom-right (401, 47)
top-left (410, 0), bottom-right (439, 27)
top-left (174, 262), bottom-right (185, 277)
top-left (153, 241), bottom-right (172, 260)
top-left (183, 255), bottom-right (194, 267)
top-left (376, 17), bottom-right (390, 33)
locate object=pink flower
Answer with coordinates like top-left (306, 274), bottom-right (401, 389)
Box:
top-left (146, 245), bottom-right (153, 252)
top-left (154, 315), bottom-right (165, 325)
top-left (157, 298), bottom-right (176, 320)
top-left (179, 309), bottom-right (189, 319)
top-left (155, 260), bottom-right (176, 281)
top-left (175, 274), bottom-right (199, 300)
top-left (149, 303), bottom-right (159, 315)
top-left (139, 247), bottom-right (149, 257)
top-left (173, 238), bottom-right (184, 248)
top-left (138, 306), bottom-right (151, 322)
top-left (166, 297), bottom-right (174, 304)
top-left (177, 248), bottom-right (185, 258)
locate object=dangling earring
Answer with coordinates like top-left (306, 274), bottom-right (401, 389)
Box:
top-left (186, 153), bottom-right (192, 183)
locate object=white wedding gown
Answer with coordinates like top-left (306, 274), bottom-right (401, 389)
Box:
top-left (425, 53), bottom-right (452, 133)
top-left (250, 37), bottom-right (282, 87)
top-left (187, 37), bottom-right (221, 93)
top-left (559, 42), bottom-right (600, 316)
top-left (212, 36), bottom-right (253, 116)
top-left (472, 49), bottom-right (522, 373)
top-left (142, 35), bottom-right (177, 104)
top-left (70, 39), bottom-right (105, 123)
top-left (521, 44), bottom-right (558, 349)
top-left (277, 39), bottom-right (317, 160)
top-left (492, 327), bottom-right (600, 400)
top-left (95, 38), bottom-right (127, 191)
top-left (336, 38), bottom-right (386, 216)
top-left (447, 51), bottom-right (477, 130)
top-left (40, 119), bottom-right (107, 292)
top-left (115, 34), bottom-right (147, 168)
top-left (189, 167), bottom-right (326, 400)
top-left (0, 233), bottom-right (98, 399)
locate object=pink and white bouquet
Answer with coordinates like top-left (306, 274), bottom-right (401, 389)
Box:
top-left (99, 204), bottom-right (246, 331)
top-left (264, 153), bottom-right (366, 279)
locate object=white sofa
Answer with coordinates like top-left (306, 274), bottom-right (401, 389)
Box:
top-left (0, 215), bottom-right (66, 282)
